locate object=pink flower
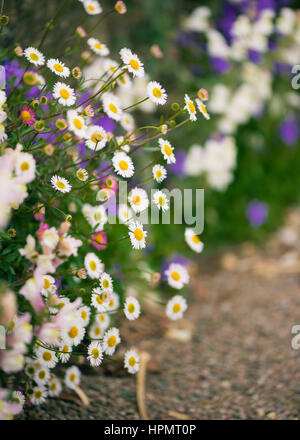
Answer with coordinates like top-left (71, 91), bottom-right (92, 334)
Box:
top-left (36, 222), bottom-right (50, 242)
top-left (33, 203), bottom-right (45, 221)
top-left (19, 106), bottom-right (36, 125)
top-left (197, 88), bottom-right (208, 101)
top-left (91, 231), bottom-right (107, 251)
top-left (101, 176), bottom-right (118, 194)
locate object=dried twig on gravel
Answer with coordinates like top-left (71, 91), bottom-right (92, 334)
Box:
top-left (136, 351), bottom-right (151, 420)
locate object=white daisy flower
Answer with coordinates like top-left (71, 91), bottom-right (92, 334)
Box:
top-left (103, 327), bottom-right (121, 355)
top-left (117, 72), bottom-right (131, 89)
top-left (15, 153), bottom-right (36, 182)
top-left (118, 204), bottom-right (134, 224)
top-left (51, 175), bottom-right (72, 193)
top-left (185, 228), bottom-right (204, 253)
top-left (165, 263), bottom-right (190, 290)
top-left (120, 112), bottom-right (135, 131)
top-left (25, 361), bottom-right (37, 378)
top-left (147, 81), bottom-right (167, 105)
top-left (120, 48), bottom-right (144, 77)
top-left (124, 296), bottom-right (141, 320)
top-left (103, 58), bottom-right (119, 75)
top-left (12, 391), bottom-right (25, 408)
top-left (166, 295), bottom-right (187, 320)
top-left (53, 82), bottom-right (76, 106)
top-left (152, 164), bottom-right (167, 183)
top-left (91, 287), bottom-right (109, 313)
top-left (103, 94), bottom-right (123, 121)
top-left (84, 252), bottom-right (103, 279)
top-left (47, 58), bottom-right (70, 78)
top-left (30, 386), bottom-right (47, 405)
top-left (89, 322), bottom-right (104, 339)
top-left (128, 221), bottom-right (147, 250)
top-left (65, 366), bottom-right (81, 389)
top-left (85, 125), bottom-right (107, 151)
top-left (112, 151), bottom-right (134, 178)
top-left (87, 341), bottom-right (103, 367)
top-left (24, 47), bottom-right (45, 66)
top-left (106, 292), bottom-right (119, 311)
top-left (42, 275), bottom-right (56, 296)
top-left (77, 305), bottom-right (91, 326)
top-left (41, 227), bottom-right (59, 250)
top-left (196, 98), bottom-right (210, 120)
top-left (36, 346), bottom-right (58, 369)
top-left (67, 110), bottom-right (86, 138)
top-left (184, 94), bottom-right (197, 121)
top-left (128, 188), bottom-right (149, 213)
top-left (59, 343), bottom-right (72, 363)
top-left (34, 366), bottom-right (50, 385)
top-left (48, 376), bottom-right (62, 397)
top-left (76, 168), bottom-right (88, 181)
top-left (56, 296), bottom-right (70, 310)
top-left (83, 0), bottom-right (102, 15)
top-left (87, 37), bottom-right (109, 56)
top-left (87, 206), bottom-right (108, 230)
top-left (99, 272), bottom-right (113, 291)
top-left (61, 322), bottom-right (86, 347)
top-left (159, 138), bottom-right (176, 164)
top-left (153, 190), bottom-right (169, 212)
top-left (124, 349), bottom-right (139, 374)
top-left (96, 313), bottom-right (110, 329)
top-left (116, 136), bottom-right (130, 153)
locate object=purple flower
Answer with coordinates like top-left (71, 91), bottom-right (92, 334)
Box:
top-left (246, 200), bottom-right (268, 227)
top-left (279, 117), bottom-right (299, 146)
top-left (211, 56), bottom-right (231, 74)
top-left (169, 149), bottom-right (187, 177)
top-left (248, 49), bottom-right (262, 64)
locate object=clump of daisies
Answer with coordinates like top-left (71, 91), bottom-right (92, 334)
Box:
top-left (0, 0), bottom-right (209, 420)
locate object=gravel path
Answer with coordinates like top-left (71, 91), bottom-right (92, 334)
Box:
top-left (21, 251), bottom-right (300, 420)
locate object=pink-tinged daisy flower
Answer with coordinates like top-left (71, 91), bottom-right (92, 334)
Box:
top-left (33, 203), bottom-right (45, 222)
top-left (91, 231), bottom-right (107, 251)
top-left (20, 106), bottom-right (36, 125)
top-left (36, 223), bottom-right (50, 242)
top-left (197, 88), bottom-right (209, 101)
top-left (101, 176), bottom-right (118, 194)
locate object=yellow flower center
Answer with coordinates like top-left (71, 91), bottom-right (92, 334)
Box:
top-left (43, 352), bottom-right (52, 362)
top-left (130, 59), bottom-right (139, 70)
top-left (94, 327), bottom-right (101, 336)
top-left (39, 370), bottom-right (46, 379)
top-left (50, 383), bottom-right (57, 391)
top-left (56, 180), bottom-right (66, 189)
top-left (81, 310), bottom-right (87, 319)
top-left (100, 315), bottom-right (105, 322)
top-left (44, 278), bottom-right (51, 289)
top-left (200, 104), bottom-right (207, 114)
top-left (60, 88), bottom-right (70, 99)
top-left (192, 235), bottom-right (200, 244)
top-left (96, 295), bottom-right (103, 305)
top-left (108, 335), bottom-right (116, 347)
top-left (128, 303), bottom-right (135, 313)
top-left (103, 279), bottom-right (109, 289)
top-left (62, 345), bottom-right (69, 353)
top-left (88, 5), bottom-right (95, 12)
top-left (156, 170), bottom-right (162, 178)
top-left (188, 101), bottom-right (195, 113)
top-left (54, 63), bottom-right (64, 73)
top-left (20, 161), bottom-right (30, 171)
top-left (158, 196), bottom-right (165, 206)
top-left (153, 87), bottom-right (162, 98)
top-left (173, 303), bottom-right (181, 313)
top-left (30, 52), bottom-right (39, 61)
top-left (91, 132), bottom-right (103, 143)
top-left (129, 356), bottom-right (136, 367)
top-left (73, 118), bottom-right (83, 130)
top-left (92, 348), bottom-right (100, 359)
top-left (95, 233), bottom-right (103, 244)
top-left (171, 271), bottom-right (180, 281)
top-left (68, 326), bottom-right (79, 338)
top-left (119, 160), bottom-right (128, 170)
top-left (89, 260), bottom-right (97, 271)
top-left (70, 373), bottom-right (76, 382)
top-left (133, 195), bottom-right (141, 205)
top-left (20, 110), bottom-right (31, 122)
top-left (108, 103), bottom-right (118, 114)
top-left (134, 228), bottom-right (144, 241)
top-left (164, 144), bottom-right (172, 156)
top-left (35, 390), bottom-right (42, 399)
top-left (94, 43), bottom-right (102, 50)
